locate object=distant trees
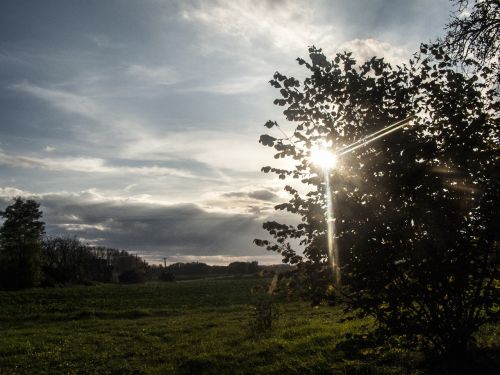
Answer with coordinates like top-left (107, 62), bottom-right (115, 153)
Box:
top-left (0, 196), bottom-right (263, 288)
top-left (118, 269), bottom-right (145, 283)
top-left (164, 261), bottom-right (261, 278)
top-left (158, 269), bottom-right (176, 282)
top-left (0, 197), bottom-right (151, 288)
top-left (0, 198), bottom-right (45, 289)
top-left (41, 238), bottom-right (148, 285)
top-left (228, 261), bottom-right (259, 274)
top-left (42, 237), bottom-right (112, 284)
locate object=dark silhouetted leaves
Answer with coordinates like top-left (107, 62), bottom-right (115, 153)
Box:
top-left (256, 43), bottom-right (499, 359)
top-left (259, 134), bottom-right (277, 147)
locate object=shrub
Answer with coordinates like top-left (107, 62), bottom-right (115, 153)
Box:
top-left (118, 269), bottom-right (144, 283)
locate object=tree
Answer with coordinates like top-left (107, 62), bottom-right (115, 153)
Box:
top-left (0, 197), bottom-right (45, 289)
top-left (256, 46), bottom-right (499, 359)
top-left (42, 236), bottom-right (110, 284)
top-left (441, 0), bottom-right (499, 69)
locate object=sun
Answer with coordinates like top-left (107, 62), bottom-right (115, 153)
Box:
top-left (310, 145), bottom-right (338, 170)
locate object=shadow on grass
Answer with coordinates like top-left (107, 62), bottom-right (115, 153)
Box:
top-left (335, 332), bottom-right (500, 375)
top-left (422, 348), bottom-right (499, 375)
top-left (2, 308), bottom-right (182, 325)
top-left (176, 355), bottom-right (239, 375)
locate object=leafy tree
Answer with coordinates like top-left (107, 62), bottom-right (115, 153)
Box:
top-left (256, 46), bottom-right (499, 358)
top-left (441, 0), bottom-right (499, 69)
top-left (0, 197), bottom-right (45, 289)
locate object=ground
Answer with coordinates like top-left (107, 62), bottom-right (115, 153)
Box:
top-left (0, 277), bottom-right (498, 374)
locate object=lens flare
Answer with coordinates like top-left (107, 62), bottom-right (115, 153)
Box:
top-left (307, 116), bottom-right (416, 288)
top-left (310, 146), bottom-right (338, 170)
top-left (325, 172), bottom-right (341, 286)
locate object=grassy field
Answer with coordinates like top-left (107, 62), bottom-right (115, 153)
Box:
top-left (0, 277), bottom-right (498, 374)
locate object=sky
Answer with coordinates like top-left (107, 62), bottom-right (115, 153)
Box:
top-left (0, 0), bottom-right (452, 265)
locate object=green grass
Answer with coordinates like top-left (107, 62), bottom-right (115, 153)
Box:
top-left (0, 278), bottom-right (498, 374)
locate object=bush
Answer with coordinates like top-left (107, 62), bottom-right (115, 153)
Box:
top-left (256, 46), bottom-right (499, 358)
top-left (249, 292), bottom-right (280, 336)
top-left (118, 269), bottom-right (144, 284)
top-left (159, 270), bottom-right (175, 282)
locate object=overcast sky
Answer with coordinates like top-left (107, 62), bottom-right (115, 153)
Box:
top-left (0, 0), bottom-right (452, 264)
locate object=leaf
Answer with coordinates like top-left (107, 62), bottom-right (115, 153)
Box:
top-left (259, 134), bottom-right (277, 147)
top-left (269, 80), bottom-right (281, 88)
top-left (310, 52), bottom-right (329, 68)
top-left (264, 120), bottom-right (277, 129)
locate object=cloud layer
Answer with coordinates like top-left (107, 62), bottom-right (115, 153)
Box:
top-left (0, 188), bottom-right (279, 264)
top-left (0, 0), bottom-right (452, 263)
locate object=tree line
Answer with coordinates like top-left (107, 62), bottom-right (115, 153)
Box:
top-left (0, 197), bottom-right (263, 289)
top-left (158, 260), bottom-right (260, 281)
top-left (0, 197), bottom-right (148, 288)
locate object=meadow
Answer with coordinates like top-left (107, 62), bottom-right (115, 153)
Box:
top-left (0, 277), bottom-right (498, 374)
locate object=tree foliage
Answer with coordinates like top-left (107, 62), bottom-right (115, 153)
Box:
top-left (256, 46), bottom-right (499, 357)
top-left (442, 0), bottom-right (499, 69)
top-left (42, 236), bottom-right (113, 284)
top-left (0, 197), bottom-right (45, 289)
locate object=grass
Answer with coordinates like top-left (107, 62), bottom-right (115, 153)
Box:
top-left (0, 277), bottom-right (498, 374)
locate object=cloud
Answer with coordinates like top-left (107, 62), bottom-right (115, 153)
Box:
top-left (10, 82), bottom-right (103, 121)
top-left (9, 82), bottom-right (145, 144)
top-left (338, 38), bottom-right (409, 65)
top-left (126, 64), bottom-right (179, 86)
top-left (122, 129), bottom-right (277, 173)
top-left (0, 188), bottom-right (269, 260)
top-left (124, 183), bottom-right (137, 192)
top-left (223, 189), bottom-right (278, 202)
top-left (0, 151), bottom-right (215, 180)
top-left (181, 0), bottom-right (338, 54)
top-left (184, 75), bottom-right (268, 94)
top-left (87, 34), bottom-right (124, 49)
top-left (0, 187), bottom-right (31, 198)
top-left (8, 82), bottom-right (271, 175)
top-left (178, 0), bottom-right (441, 71)
top-left (158, 254), bottom-right (281, 266)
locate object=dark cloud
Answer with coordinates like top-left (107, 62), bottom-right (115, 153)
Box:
top-left (0, 193), bottom-right (267, 259)
top-left (248, 190), bottom-right (278, 201)
top-left (35, 195), bottom-right (261, 255)
top-left (223, 189), bottom-right (277, 201)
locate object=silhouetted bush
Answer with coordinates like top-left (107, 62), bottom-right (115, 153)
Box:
top-left (256, 43), bottom-right (499, 359)
top-left (249, 295), bottom-right (280, 336)
top-left (118, 269), bottom-right (144, 283)
top-left (158, 270), bottom-right (175, 282)
top-left (39, 275), bottom-right (57, 288)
